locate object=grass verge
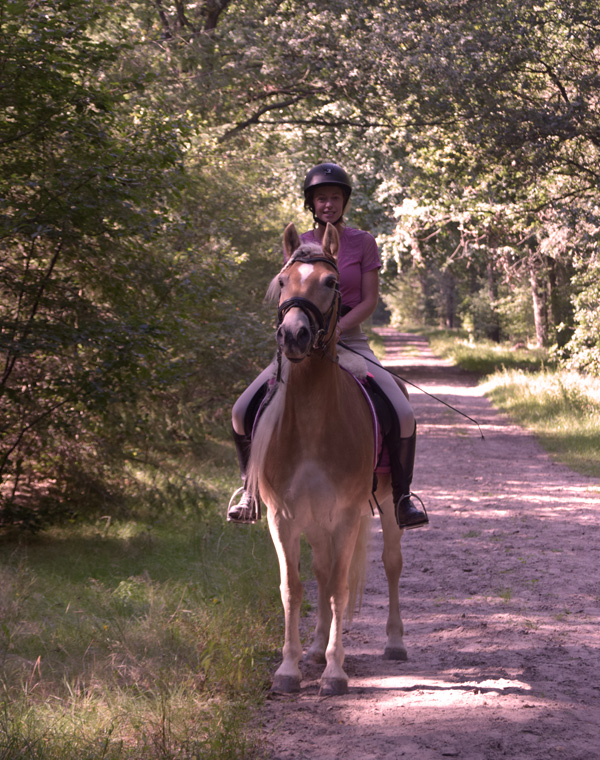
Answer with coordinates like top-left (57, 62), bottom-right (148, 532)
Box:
top-left (482, 369), bottom-right (600, 478)
top-left (425, 328), bottom-right (550, 374)
top-left (0, 448), bottom-right (286, 759)
top-left (418, 329), bottom-right (600, 479)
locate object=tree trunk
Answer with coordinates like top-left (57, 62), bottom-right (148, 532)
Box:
top-left (486, 260), bottom-right (501, 342)
top-left (529, 257), bottom-right (548, 348)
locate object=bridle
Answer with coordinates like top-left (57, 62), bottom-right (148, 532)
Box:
top-left (275, 252), bottom-right (341, 380)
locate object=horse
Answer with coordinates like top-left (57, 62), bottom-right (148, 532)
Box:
top-left (247, 222), bottom-right (407, 696)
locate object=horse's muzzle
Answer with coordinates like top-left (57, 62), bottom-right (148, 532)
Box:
top-left (277, 314), bottom-right (313, 360)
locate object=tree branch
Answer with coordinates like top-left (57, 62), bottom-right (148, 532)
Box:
top-left (218, 96), bottom-right (310, 141)
top-left (257, 117), bottom-right (389, 129)
top-left (0, 240), bottom-right (63, 396)
top-left (153, 0), bottom-right (172, 38)
top-left (202, 0), bottom-right (232, 32)
top-left (540, 60), bottom-right (571, 107)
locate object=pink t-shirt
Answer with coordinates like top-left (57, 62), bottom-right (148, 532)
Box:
top-left (299, 227), bottom-right (381, 310)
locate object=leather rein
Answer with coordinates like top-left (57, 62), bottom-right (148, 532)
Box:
top-left (276, 252), bottom-right (341, 381)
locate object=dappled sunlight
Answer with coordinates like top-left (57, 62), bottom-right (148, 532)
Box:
top-left (426, 483), bottom-right (600, 512)
top-left (381, 357), bottom-right (455, 371)
top-left (409, 383), bottom-right (488, 399)
top-left (349, 674), bottom-right (533, 707)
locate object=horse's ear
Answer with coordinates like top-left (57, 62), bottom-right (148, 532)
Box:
top-left (283, 223), bottom-right (301, 260)
top-left (322, 223), bottom-right (339, 261)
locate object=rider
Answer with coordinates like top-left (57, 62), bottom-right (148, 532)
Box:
top-left (227, 162), bottom-right (428, 530)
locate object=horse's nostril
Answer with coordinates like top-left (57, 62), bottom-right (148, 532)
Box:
top-left (297, 326), bottom-right (309, 343)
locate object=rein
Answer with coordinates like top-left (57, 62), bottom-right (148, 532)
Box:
top-left (275, 252), bottom-right (341, 382)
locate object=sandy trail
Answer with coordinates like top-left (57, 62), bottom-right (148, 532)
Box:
top-left (257, 329), bottom-right (600, 760)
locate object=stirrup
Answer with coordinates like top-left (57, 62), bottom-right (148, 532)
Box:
top-left (227, 487), bottom-right (259, 525)
top-left (395, 492), bottom-right (428, 530)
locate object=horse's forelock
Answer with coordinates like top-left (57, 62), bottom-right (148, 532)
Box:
top-left (265, 242), bottom-right (334, 303)
top-left (292, 242), bottom-right (333, 264)
top-left (294, 242), bottom-right (322, 258)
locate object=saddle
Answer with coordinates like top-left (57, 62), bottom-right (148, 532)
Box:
top-left (343, 369), bottom-right (391, 475)
top-left (246, 351), bottom-right (392, 475)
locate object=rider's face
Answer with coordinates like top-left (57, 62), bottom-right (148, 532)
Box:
top-left (312, 185), bottom-right (346, 225)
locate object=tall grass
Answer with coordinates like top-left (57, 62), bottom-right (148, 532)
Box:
top-left (0, 445), bottom-right (286, 759)
top-left (426, 328), bottom-right (551, 374)
top-left (483, 369), bottom-right (600, 478)
top-left (422, 329), bottom-right (600, 479)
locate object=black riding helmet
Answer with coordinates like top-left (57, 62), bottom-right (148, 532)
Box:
top-left (303, 163), bottom-right (352, 224)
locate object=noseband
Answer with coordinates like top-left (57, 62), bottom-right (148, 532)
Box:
top-left (276, 253), bottom-right (341, 380)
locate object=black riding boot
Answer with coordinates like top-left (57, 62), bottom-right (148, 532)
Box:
top-left (387, 426), bottom-right (428, 530)
top-left (227, 382), bottom-right (270, 524)
top-left (227, 430), bottom-right (260, 524)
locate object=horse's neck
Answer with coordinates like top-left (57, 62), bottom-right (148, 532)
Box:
top-left (285, 353), bottom-right (341, 417)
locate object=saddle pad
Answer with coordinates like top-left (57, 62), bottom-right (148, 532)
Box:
top-left (339, 367), bottom-right (390, 473)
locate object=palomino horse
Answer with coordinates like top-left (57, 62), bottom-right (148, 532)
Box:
top-left (247, 223), bottom-right (406, 696)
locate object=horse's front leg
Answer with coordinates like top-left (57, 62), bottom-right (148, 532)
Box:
top-left (319, 518), bottom-right (361, 696)
top-left (304, 529), bottom-right (332, 665)
top-left (268, 512), bottom-right (304, 693)
top-left (379, 493), bottom-right (407, 661)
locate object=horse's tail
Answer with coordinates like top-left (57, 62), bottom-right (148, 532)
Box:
top-left (346, 513), bottom-right (371, 624)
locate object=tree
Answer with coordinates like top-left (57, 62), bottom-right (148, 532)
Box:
top-left (4, 0), bottom-right (600, 529)
top-left (0, 0), bottom-right (190, 526)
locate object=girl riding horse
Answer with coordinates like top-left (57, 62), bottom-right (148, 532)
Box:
top-left (228, 162), bottom-right (427, 531)
top-left (247, 222), bottom-right (408, 695)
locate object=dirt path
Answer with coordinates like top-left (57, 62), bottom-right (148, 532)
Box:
top-left (256, 329), bottom-right (600, 760)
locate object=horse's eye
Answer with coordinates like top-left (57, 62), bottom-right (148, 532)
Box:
top-left (278, 277), bottom-right (285, 288)
top-left (324, 277), bottom-right (337, 289)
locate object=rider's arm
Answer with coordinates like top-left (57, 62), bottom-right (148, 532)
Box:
top-left (338, 268), bottom-right (379, 332)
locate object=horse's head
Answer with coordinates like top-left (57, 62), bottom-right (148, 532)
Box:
top-left (272, 223), bottom-right (340, 363)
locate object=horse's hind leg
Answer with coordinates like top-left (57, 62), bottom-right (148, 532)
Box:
top-left (380, 495), bottom-right (408, 661)
top-left (268, 515), bottom-right (304, 693)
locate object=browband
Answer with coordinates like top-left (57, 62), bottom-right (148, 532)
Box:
top-left (281, 251), bottom-right (339, 274)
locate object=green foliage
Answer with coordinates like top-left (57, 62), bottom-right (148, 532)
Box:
top-left (559, 256), bottom-right (600, 376)
top-left (3, 0), bottom-right (600, 529)
top-left (0, 0), bottom-right (192, 526)
top-left (0, 0), bottom-right (284, 528)
top-left (459, 289), bottom-right (502, 342)
top-left (381, 269), bottom-right (427, 329)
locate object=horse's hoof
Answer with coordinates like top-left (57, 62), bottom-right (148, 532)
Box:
top-left (319, 677), bottom-right (348, 696)
top-left (383, 646), bottom-right (408, 661)
top-left (271, 674), bottom-right (301, 694)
